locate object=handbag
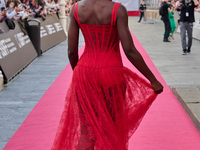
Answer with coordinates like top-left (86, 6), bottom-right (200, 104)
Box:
top-left (5, 19), bottom-right (15, 30)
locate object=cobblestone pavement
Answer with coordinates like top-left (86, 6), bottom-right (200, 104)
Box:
top-left (129, 17), bottom-right (200, 132)
top-left (0, 17), bottom-right (200, 150)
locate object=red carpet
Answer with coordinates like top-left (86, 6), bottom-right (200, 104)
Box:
top-left (128, 11), bottom-right (140, 16)
top-left (3, 33), bottom-right (200, 150)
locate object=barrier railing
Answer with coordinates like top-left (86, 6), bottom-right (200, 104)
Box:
top-left (0, 14), bottom-right (67, 84)
top-left (0, 20), bottom-right (38, 83)
top-left (29, 15), bottom-right (67, 52)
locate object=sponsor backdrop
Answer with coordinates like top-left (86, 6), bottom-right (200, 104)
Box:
top-left (0, 20), bottom-right (37, 83)
top-left (0, 14), bottom-right (66, 83)
top-left (113, 0), bottom-right (139, 16)
top-left (29, 15), bottom-right (66, 52)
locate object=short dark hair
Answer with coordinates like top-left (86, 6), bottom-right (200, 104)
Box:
top-left (1, 7), bottom-right (6, 12)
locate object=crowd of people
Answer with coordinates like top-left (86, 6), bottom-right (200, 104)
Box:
top-left (0, 0), bottom-right (79, 34)
top-left (160, 0), bottom-right (199, 55)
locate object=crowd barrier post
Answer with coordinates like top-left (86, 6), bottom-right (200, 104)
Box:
top-left (26, 19), bottom-right (42, 56)
top-left (0, 71), bottom-right (4, 91)
top-left (59, 0), bottom-right (67, 36)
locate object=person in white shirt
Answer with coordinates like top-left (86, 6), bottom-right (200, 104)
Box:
top-left (0, 0), bottom-right (6, 11)
top-left (6, 1), bottom-right (24, 21)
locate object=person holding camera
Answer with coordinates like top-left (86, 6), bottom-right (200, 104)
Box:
top-left (0, 7), bottom-right (6, 35)
top-left (175, 0), bottom-right (199, 55)
top-left (161, 0), bottom-right (172, 42)
top-left (0, 0), bottom-right (6, 10)
top-left (6, 1), bottom-right (24, 21)
top-left (0, 6), bottom-right (6, 22)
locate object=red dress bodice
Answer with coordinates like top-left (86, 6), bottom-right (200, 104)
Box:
top-left (73, 2), bottom-right (123, 68)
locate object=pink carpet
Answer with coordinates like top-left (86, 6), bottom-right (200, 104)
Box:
top-left (3, 33), bottom-right (200, 150)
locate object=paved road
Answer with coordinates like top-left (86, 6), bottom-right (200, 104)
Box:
top-left (0, 17), bottom-right (200, 150)
top-left (129, 17), bottom-right (200, 131)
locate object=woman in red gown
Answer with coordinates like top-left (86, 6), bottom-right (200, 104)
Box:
top-left (51, 0), bottom-right (163, 149)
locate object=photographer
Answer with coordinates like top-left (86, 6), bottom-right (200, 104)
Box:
top-left (0, 7), bottom-right (6, 22)
top-left (0, 7), bottom-right (6, 35)
top-left (175, 0), bottom-right (199, 55)
top-left (6, 1), bottom-right (24, 20)
top-left (0, 0), bottom-right (6, 10)
top-left (28, 0), bottom-right (46, 21)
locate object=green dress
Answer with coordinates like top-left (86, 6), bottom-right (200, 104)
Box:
top-left (169, 9), bottom-right (176, 34)
top-left (163, 9), bottom-right (176, 37)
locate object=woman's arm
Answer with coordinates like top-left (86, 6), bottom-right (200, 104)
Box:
top-left (117, 5), bottom-right (163, 94)
top-left (193, 0), bottom-right (199, 6)
top-left (168, 7), bottom-right (172, 13)
top-left (6, 9), bottom-right (16, 19)
top-left (68, 6), bottom-right (79, 70)
top-left (175, 2), bottom-right (182, 11)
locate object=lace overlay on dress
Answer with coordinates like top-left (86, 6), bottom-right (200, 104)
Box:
top-left (51, 2), bottom-right (157, 150)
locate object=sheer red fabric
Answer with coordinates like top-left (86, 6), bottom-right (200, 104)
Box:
top-left (51, 2), bottom-right (157, 150)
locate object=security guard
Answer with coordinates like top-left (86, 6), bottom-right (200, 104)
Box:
top-left (138, 0), bottom-right (146, 23)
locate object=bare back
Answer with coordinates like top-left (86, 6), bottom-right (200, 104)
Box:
top-left (76, 0), bottom-right (116, 25)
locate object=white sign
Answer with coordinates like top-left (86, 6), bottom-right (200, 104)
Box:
top-left (40, 26), bottom-right (48, 38)
top-left (0, 38), bottom-right (17, 59)
top-left (14, 32), bottom-right (30, 48)
top-left (40, 22), bottom-right (63, 38)
top-left (113, 0), bottom-right (139, 11)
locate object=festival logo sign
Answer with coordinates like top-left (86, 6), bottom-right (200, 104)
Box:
top-left (14, 32), bottom-right (31, 48)
top-left (0, 38), bottom-right (17, 59)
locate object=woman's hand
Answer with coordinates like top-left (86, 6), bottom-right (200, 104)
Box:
top-left (151, 80), bottom-right (163, 94)
top-left (117, 5), bottom-right (164, 95)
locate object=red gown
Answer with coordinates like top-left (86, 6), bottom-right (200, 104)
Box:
top-left (51, 2), bottom-right (157, 150)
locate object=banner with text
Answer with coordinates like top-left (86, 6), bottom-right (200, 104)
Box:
top-left (28, 15), bottom-right (67, 52)
top-left (0, 21), bottom-right (37, 82)
top-left (0, 14), bottom-right (66, 83)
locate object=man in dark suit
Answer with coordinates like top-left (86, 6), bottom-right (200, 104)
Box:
top-left (161, 0), bottom-right (171, 42)
top-left (138, 0), bottom-right (146, 23)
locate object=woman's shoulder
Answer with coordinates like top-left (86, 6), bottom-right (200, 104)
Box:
top-left (116, 3), bottom-right (128, 19)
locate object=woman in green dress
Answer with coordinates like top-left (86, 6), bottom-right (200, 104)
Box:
top-left (168, 1), bottom-right (176, 39)
top-left (163, 0), bottom-right (176, 40)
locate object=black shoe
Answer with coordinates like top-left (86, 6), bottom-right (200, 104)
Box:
top-left (163, 39), bottom-right (171, 42)
top-left (182, 49), bottom-right (187, 55)
top-left (138, 21), bottom-right (140, 23)
top-left (187, 47), bottom-right (191, 53)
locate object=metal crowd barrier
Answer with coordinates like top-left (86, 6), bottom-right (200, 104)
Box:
top-left (0, 14), bottom-right (67, 83)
